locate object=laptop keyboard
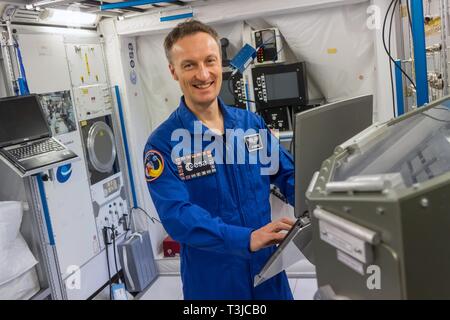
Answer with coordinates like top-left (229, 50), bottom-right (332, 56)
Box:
top-left (9, 139), bottom-right (65, 160)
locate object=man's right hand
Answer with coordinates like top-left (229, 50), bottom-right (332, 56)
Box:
top-left (250, 217), bottom-right (295, 252)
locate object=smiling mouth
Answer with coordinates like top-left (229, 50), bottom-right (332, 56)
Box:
top-left (193, 81), bottom-right (214, 89)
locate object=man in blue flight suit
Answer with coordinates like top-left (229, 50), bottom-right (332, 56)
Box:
top-left (144, 20), bottom-right (296, 300)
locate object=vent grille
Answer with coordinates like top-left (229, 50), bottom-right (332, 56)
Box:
top-left (11, 9), bottom-right (40, 23)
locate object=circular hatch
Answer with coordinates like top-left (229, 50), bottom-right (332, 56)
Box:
top-left (86, 121), bottom-right (116, 173)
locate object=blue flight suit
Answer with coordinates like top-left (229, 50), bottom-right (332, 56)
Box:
top-left (144, 97), bottom-right (295, 300)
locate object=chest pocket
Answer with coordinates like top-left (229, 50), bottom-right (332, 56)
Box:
top-left (184, 173), bottom-right (220, 216)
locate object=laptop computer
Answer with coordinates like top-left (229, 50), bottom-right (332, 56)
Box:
top-left (0, 94), bottom-right (78, 177)
top-left (254, 95), bottom-right (374, 287)
top-left (294, 94), bottom-right (373, 217)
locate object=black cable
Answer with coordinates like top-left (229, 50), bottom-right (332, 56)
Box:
top-left (382, 0), bottom-right (417, 89)
top-left (112, 226), bottom-right (120, 281)
top-left (405, 0), bottom-right (414, 87)
top-left (257, 34), bottom-right (280, 56)
top-left (405, 0), bottom-right (416, 99)
top-left (381, 0), bottom-right (397, 114)
top-left (133, 206), bottom-right (162, 224)
top-left (388, 0), bottom-right (399, 116)
top-left (274, 35), bottom-right (284, 61)
top-left (103, 227), bottom-right (112, 300)
top-left (406, 0), bottom-right (413, 33)
top-left (226, 73), bottom-right (258, 106)
top-left (124, 206), bottom-right (162, 240)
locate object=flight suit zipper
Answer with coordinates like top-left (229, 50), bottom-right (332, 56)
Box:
top-left (226, 135), bottom-right (255, 298)
top-left (225, 139), bottom-right (246, 227)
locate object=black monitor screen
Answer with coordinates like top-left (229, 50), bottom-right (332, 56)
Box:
top-left (265, 72), bottom-right (299, 100)
top-left (0, 95), bottom-right (50, 147)
top-left (219, 79), bottom-right (236, 106)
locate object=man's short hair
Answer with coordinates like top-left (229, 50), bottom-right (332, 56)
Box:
top-left (164, 19), bottom-right (220, 63)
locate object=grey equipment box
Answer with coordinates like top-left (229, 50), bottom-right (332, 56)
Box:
top-left (118, 231), bottom-right (158, 293)
top-left (307, 95), bottom-right (450, 299)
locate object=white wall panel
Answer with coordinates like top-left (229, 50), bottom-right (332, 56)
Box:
top-left (18, 34), bottom-right (71, 93)
top-left (99, 20), bottom-right (166, 256)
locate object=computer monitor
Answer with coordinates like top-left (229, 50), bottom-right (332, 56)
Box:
top-left (0, 95), bottom-right (50, 147)
top-left (294, 95), bottom-right (373, 217)
top-left (252, 62), bottom-right (308, 110)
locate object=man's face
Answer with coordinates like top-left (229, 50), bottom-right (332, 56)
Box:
top-left (168, 32), bottom-right (222, 109)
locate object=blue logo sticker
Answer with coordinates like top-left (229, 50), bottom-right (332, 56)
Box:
top-left (56, 164), bottom-right (73, 183)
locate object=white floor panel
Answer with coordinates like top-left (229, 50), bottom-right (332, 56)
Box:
top-left (288, 279), bottom-right (298, 294)
top-left (292, 278), bottom-right (318, 300)
top-left (138, 275), bottom-right (317, 300)
top-left (139, 276), bottom-right (183, 300)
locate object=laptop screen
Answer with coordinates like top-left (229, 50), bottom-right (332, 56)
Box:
top-left (294, 95), bottom-right (373, 217)
top-left (0, 95), bottom-right (51, 147)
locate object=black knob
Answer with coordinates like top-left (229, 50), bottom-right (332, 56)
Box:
top-left (220, 38), bottom-right (230, 67)
top-left (220, 37), bottom-right (229, 48)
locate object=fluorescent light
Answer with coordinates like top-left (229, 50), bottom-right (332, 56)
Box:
top-left (43, 8), bottom-right (97, 27)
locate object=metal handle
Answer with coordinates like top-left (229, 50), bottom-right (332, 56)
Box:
top-left (313, 207), bottom-right (380, 245)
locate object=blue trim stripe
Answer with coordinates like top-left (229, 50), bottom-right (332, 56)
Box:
top-left (114, 86), bottom-right (138, 208)
top-left (36, 174), bottom-right (55, 246)
top-left (160, 12), bottom-right (194, 22)
top-left (410, 1), bottom-right (429, 107)
top-left (101, 0), bottom-right (176, 10)
top-left (394, 59), bottom-right (404, 117)
top-left (15, 41), bottom-right (30, 95)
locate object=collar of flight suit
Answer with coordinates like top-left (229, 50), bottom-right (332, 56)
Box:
top-left (177, 96), bottom-right (238, 136)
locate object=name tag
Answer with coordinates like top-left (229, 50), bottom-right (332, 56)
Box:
top-left (175, 150), bottom-right (216, 181)
top-left (244, 133), bottom-right (263, 152)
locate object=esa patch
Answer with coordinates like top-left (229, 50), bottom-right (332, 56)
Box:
top-left (175, 150), bottom-right (216, 181)
top-left (144, 150), bottom-right (164, 182)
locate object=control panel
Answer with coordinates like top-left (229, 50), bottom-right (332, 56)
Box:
top-left (73, 84), bottom-right (113, 121)
top-left (91, 172), bottom-right (129, 248)
top-left (220, 71), bottom-right (247, 109)
top-left (260, 107), bottom-right (292, 131)
top-left (252, 28), bottom-right (285, 65)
